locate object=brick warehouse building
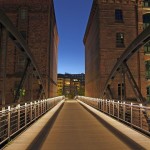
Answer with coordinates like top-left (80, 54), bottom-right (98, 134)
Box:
top-left (84, 0), bottom-right (150, 101)
top-left (0, 0), bottom-right (58, 104)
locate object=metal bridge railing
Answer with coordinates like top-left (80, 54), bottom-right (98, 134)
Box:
top-left (0, 96), bottom-right (65, 146)
top-left (77, 96), bottom-right (150, 136)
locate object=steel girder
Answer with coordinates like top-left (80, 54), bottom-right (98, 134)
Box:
top-left (0, 10), bottom-right (46, 98)
top-left (103, 25), bottom-right (150, 102)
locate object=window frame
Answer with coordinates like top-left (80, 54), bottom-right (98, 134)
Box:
top-left (118, 83), bottom-right (125, 97)
top-left (19, 7), bottom-right (28, 20)
top-left (145, 61), bottom-right (150, 79)
top-left (116, 32), bottom-right (125, 47)
top-left (115, 9), bottom-right (123, 22)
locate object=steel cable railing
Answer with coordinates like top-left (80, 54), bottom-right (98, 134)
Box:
top-left (0, 96), bottom-right (65, 146)
top-left (77, 96), bottom-right (150, 136)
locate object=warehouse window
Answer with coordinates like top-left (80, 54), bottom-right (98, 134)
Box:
top-left (115, 9), bottom-right (123, 22)
top-left (147, 86), bottom-right (150, 101)
top-left (116, 33), bottom-right (124, 47)
top-left (118, 83), bottom-right (124, 97)
top-left (20, 8), bottom-right (28, 20)
top-left (143, 0), bottom-right (150, 7)
top-left (20, 31), bottom-right (27, 40)
top-left (143, 13), bottom-right (150, 54)
top-left (15, 54), bottom-right (26, 73)
top-left (145, 61), bottom-right (150, 79)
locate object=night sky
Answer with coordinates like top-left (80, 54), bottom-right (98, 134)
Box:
top-left (54, 0), bottom-right (93, 74)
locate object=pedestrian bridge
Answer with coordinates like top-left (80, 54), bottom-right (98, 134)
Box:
top-left (1, 96), bottom-right (150, 150)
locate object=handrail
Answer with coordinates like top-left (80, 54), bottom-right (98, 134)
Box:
top-left (0, 96), bottom-right (65, 147)
top-left (77, 96), bottom-right (150, 136)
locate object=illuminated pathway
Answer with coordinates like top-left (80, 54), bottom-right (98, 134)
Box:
top-left (4, 100), bottom-right (150, 150)
top-left (38, 100), bottom-right (133, 150)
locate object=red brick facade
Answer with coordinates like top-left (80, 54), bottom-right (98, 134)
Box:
top-left (84, 0), bottom-right (148, 101)
top-left (0, 0), bottom-right (58, 104)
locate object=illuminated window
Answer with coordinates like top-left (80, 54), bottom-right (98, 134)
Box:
top-left (115, 9), bottom-right (123, 22)
top-left (116, 33), bottom-right (124, 47)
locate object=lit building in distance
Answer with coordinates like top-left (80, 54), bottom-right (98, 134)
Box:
top-left (57, 73), bottom-right (85, 98)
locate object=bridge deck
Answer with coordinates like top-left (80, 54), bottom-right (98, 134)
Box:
top-left (4, 100), bottom-right (150, 150)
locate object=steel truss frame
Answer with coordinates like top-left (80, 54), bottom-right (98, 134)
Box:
top-left (103, 25), bottom-right (150, 103)
top-left (0, 10), bottom-right (46, 104)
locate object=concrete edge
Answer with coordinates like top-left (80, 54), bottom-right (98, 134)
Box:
top-left (77, 100), bottom-right (150, 149)
top-left (3, 100), bottom-right (65, 150)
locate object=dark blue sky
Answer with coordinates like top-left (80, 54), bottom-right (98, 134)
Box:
top-left (54, 0), bottom-right (93, 74)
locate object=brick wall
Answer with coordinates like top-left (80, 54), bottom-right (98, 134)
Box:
top-left (84, 0), bottom-right (147, 101)
top-left (0, 0), bottom-right (58, 104)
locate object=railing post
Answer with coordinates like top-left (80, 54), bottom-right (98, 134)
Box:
top-left (112, 100), bottom-right (114, 116)
top-left (103, 99), bottom-right (105, 111)
top-left (17, 104), bottom-right (20, 130)
top-left (139, 104), bottom-right (143, 128)
top-left (123, 102), bottom-right (126, 121)
top-left (42, 100), bottom-right (44, 114)
top-left (43, 100), bottom-right (45, 113)
top-left (34, 101), bottom-right (36, 119)
top-left (8, 106), bottom-right (11, 140)
top-left (44, 99), bottom-right (46, 113)
top-left (30, 102), bottom-right (32, 122)
top-left (25, 103), bottom-right (27, 126)
top-left (118, 101), bottom-right (119, 119)
top-left (44, 100), bottom-right (46, 113)
top-left (47, 99), bottom-right (50, 110)
top-left (109, 100), bottom-right (111, 114)
top-left (40, 100), bottom-right (43, 116)
top-left (106, 99), bottom-right (108, 113)
top-left (38, 100), bottom-right (40, 117)
top-left (131, 103), bottom-right (133, 126)
top-left (101, 99), bottom-right (102, 110)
